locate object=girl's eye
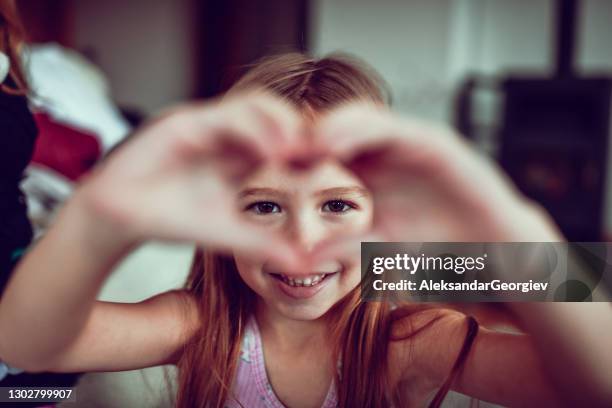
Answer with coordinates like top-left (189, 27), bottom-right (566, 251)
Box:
top-left (246, 201), bottom-right (281, 214)
top-left (322, 200), bottom-right (354, 213)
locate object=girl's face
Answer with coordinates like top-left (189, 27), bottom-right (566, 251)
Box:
top-left (233, 158), bottom-right (373, 321)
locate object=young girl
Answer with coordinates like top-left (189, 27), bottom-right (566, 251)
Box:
top-left (1, 53), bottom-right (611, 408)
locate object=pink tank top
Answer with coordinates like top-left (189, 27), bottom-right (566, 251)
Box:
top-left (224, 317), bottom-right (338, 408)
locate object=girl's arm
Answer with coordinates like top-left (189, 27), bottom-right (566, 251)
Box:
top-left (394, 307), bottom-right (612, 407)
top-left (35, 290), bottom-right (199, 373)
top-left (0, 188), bottom-right (200, 372)
top-left (393, 309), bottom-right (561, 407)
top-left (430, 301), bottom-right (612, 403)
top-left (508, 302), bottom-right (612, 407)
top-left (442, 316), bottom-right (562, 406)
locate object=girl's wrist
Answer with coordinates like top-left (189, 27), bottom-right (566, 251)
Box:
top-left (483, 198), bottom-right (564, 243)
top-left (61, 188), bottom-right (143, 260)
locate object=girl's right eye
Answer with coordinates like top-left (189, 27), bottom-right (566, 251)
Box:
top-left (245, 201), bottom-right (281, 215)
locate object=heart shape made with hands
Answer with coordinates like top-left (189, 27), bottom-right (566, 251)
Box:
top-left (92, 93), bottom-right (560, 275)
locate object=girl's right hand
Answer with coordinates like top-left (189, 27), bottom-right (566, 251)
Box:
top-left (74, 93), bottom-right (304, 268)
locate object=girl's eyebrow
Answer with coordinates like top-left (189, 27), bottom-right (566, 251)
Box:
top-left (238, 188), bottom-right (285, 198)
top-left (314, 186), bottom-right (370, 198)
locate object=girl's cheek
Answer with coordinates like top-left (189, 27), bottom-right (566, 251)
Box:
top-left (325, 211), bottom-right (372, 233)
top-left (233, 256), bottom-right (262, 284)
top-left (346, 205), bottom-right (374, 231)
top-left (244, 215), bottom-right (285, 228)
top-left (339, 262), bottom-right (361, 288)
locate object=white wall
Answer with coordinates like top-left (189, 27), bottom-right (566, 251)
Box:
top-left (72, 0), bottom-right (194, 115)
top-left (579, 0), bottom-right (612, 73)
top-left (312, 0), bottom-right (555, 121)
top-left (313, 0), bottom-right (454, 121)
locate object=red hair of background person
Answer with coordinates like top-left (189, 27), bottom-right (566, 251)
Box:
top-left (31, 112), bottom-right (101, 181)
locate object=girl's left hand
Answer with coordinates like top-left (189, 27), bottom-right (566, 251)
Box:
top-left (310, 103), bottom-right (563, 262)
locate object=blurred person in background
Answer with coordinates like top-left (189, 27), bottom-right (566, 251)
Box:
top-left (0, 0), bottom-right (33, 293)
top-left (16, 1), bottom-right (131, 236)
top-left (0, 50), bottom-right (611, 408)
top-left (0, 1), bottom-right (81, 406)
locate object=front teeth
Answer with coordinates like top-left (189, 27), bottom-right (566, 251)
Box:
top-left (280, 274), bottom-right (326, 287)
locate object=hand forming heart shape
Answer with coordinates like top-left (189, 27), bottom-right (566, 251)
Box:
top-left (310, 104), bottom-right (563, 265)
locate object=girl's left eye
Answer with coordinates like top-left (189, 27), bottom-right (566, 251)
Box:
top-left (322, 200), bottom-right (354, 213)
top-left (246, 201), bottom-right (281, 214)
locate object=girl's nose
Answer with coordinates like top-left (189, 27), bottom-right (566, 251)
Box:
top-left (285, 212), bottom-right (328, 254)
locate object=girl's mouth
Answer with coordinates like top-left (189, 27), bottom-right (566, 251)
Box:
top-left (270, 272), bottom-right (332, 287)
top-left (263, 261), bottom-right (344, 299)
top-left (265, 261), bottom-right (343, 300)
top-left (269, 272), bottom-right (338, 299)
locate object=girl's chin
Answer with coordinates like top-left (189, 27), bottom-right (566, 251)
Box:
top-left (273, 301), bottom-right (334, 321)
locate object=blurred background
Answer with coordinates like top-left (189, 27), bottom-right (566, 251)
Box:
top-left (8, 0), bottom-right (612, 406)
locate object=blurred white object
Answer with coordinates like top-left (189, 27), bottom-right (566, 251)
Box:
top-left (99, 242), bottom-right (194, 303)
top-left (20, 165), bottom-right (73, 238)
top-left (20, 44), bottom-right (132, 233)
top-left (24, 43), bottom-right (131, 152)
top-left (0, 361), bottom-right (24, 382)
top-left (0, 52), bottom-right (9, 83)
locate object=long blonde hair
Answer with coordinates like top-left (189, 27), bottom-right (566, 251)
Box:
top-left (175, 53), bottom-right (467, 407)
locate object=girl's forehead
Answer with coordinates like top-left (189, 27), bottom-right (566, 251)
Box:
top-left (239, 158), bottom-right (367, 194)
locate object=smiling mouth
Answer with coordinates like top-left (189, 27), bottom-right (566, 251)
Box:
top-left (270, 273), bottom-right (336, 287)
